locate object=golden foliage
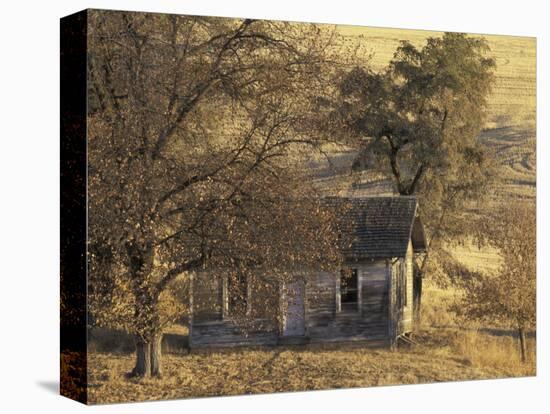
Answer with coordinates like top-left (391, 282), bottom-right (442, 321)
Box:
top-left (457, 203), bottom-right (536, 331)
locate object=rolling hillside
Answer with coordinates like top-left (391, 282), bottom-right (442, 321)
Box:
top-left (317, 26), bottom-right (537, 203)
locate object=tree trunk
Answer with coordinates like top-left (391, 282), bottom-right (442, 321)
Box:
top-left (518, 327), bottom-right (527, 363)
top-left (126, 246), bottom-right (164, 378)
top-left (130, 333), bottom-right (163, 378)
top-left (150, 333), bottom-right (163, 377)
top-left (131, 337), bottom-right (151, 377)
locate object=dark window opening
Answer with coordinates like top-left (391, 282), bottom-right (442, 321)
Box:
top-left (396, 262), bottom-right (407, 309)
top-left (340, 268), bottom-right (358, 311)
top-left (227, 273), bottom-right (248, 317)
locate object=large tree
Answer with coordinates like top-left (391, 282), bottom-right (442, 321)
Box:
top-left (333, 33), bottom-right (498, 317)
top-left (87, 11), bottom-right (344, 377)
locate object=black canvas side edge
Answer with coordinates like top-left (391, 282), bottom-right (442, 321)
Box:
top-left (60, 9), bottom-right (88, 405)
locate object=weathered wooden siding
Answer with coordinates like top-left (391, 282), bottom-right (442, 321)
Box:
top-left (391, 240), bottom-right (414, 335)
top-left (190, 318), bottom-right (278, 347)
top-left (402, 240), bottom-right (414, 333)
top-left (190, 257), bottom-right (407, 348)
top-left (389, 258), bottom-right (397, 341)
top-left (190, 273), bottom-right (279, 348)
top-left (305, 260), bottom-right (390, 342)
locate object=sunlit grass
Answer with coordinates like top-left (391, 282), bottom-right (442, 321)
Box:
top-left (88, 326), bottom-right (535, 404)
top-left (88, 280), bottom-right (536, 405)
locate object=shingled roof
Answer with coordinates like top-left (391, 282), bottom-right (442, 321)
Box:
top-left (324, 196), bottom-right (426, 259)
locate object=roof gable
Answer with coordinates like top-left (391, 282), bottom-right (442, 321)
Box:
top-left (324, 196), bottom-right (424, 259)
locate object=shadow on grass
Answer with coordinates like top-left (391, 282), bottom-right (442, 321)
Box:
top-left (479, 327), bottom-right (536, 339)
top-left (421, 325), bottom-right (536, 342)
top-left (88, 327), bottom-right (190, 355)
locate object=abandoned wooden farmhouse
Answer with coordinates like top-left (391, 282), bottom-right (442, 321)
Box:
top-left (188, 196), bottom-right (427, 348)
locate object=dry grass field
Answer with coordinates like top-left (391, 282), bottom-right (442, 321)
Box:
top-left (87, 310), bottom-right (535, 404)
top-left (449, 241), bottom-right (502, 274)
top-left (87, 333), bottom-right (535, 404)
top-left (88, 274), bottom-right (535, 404)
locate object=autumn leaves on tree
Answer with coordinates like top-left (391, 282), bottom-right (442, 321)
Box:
top-left (87, 11), bottom-right (345, 377)
top-left (457, 204), bottom-right (536, 362)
